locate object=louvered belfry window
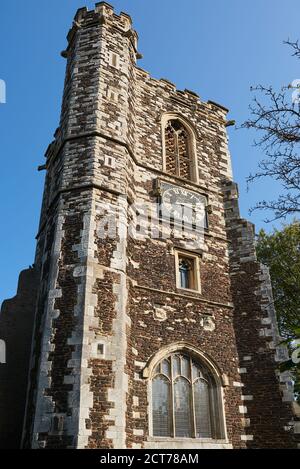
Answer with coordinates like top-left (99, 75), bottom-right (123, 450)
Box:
top-left (165, 120), bottom-right (191, 179)
top-left (152, 353), bottom-right (222, 439)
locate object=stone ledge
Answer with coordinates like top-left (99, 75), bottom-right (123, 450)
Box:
top-left (144, 437), bottom-right (232, 449)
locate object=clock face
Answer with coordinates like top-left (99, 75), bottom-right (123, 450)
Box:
top-left (159, 182), bottom-right (207, 228)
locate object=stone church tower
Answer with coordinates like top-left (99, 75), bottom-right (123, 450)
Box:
top-left (0, 3), bottom-right (298, 449)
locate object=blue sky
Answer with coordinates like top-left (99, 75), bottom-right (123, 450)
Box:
top-left (0, 0), bottom-right (300, 303)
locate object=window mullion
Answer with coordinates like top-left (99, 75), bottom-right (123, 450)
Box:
top-left (209, 383), bottom-right (217, 439)
top-left (190, 358), bottom-right (197, 438)
top-left (170, 355), bottom-right (176, 437)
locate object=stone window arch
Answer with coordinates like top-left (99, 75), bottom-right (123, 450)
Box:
top-left (144, 343), bottom-right (227, 440)
top-left (162, 114), bottom-right (198, 182)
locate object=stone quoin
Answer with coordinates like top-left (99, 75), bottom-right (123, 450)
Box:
top-left (0, 2), bottom-right (299, 449)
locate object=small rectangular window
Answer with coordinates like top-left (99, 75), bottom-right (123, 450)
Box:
top-left (109, 51), bottom-right (120, 69)
top-left (51, 415), bottom-right (64, 434)
top-left (107, 88), bottom-right (119, 102)
top-left (175, 251), bottom-right (201, 292)
top-left (104, 155), bottom-right (116, 168)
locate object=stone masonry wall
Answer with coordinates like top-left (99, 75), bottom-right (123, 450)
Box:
top-left (224, 181), bottom-right (297, 448)
top-left (18, 2), bottom-right (296, 449)
top-left (0, 268), bottom-right (38, 448)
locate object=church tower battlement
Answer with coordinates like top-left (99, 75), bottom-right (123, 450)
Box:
top-left (0, 3), bottom-right (298, 449)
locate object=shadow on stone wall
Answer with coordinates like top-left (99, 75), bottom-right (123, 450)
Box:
top-left (0, 267), bottom-right (38, 449)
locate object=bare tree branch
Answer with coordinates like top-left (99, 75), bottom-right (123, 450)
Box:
top-left (242, 41), bottom-right (300, 220)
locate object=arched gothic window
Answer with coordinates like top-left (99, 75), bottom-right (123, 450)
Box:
top-left (151, 353), bottom-right (223, 439)
top-left (164, 119), bottom-right (192, 179)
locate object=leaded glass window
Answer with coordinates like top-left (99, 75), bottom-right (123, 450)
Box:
top-left (152, 353), bottom-right (223, 439)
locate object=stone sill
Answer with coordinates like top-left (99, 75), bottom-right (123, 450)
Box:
top-left (176, 287), bottom-right (201, 295)
top-left (144, 437), bottom-right (232, 449)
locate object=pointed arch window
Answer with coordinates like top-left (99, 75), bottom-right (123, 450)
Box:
top-left (151, 353), bottom-right (224, 439)
top-left (164, 119), bottom-right (193, 180)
